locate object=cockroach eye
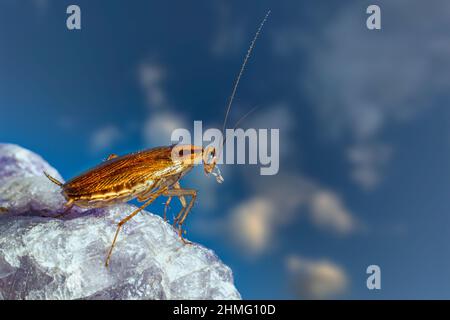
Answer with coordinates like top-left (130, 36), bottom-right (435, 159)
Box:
top-left (178, 149), bottom-right (184, 157)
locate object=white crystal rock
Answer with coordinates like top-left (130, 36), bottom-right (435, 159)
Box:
top-left (0, 143), bottom-right (241, 300)
top-left (0, 144), bottom-right (65, 217)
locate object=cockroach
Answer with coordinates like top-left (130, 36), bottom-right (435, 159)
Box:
top-left (44, 11), bottom-right (270, 267)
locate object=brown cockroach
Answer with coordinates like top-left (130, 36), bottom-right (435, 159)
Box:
top-left (44, 11), bottom-right (270, 267)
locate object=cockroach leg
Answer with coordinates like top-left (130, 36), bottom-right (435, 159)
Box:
top-left (177, 191), bottom-right (196, 245)
top-left (163, 181), bottom-right (185, 222)
top-left (163, 196), bottom-right (172, 222)
top-left (178, 227), bottom-right (192, 245)
top-left (105, 193), bottom-right (160, 267)
top-left (159, 182), bottom-right (187, 226)
top-left (179, 191), bottom-right (196, 226)
top-left (177, 190), bottom-right (196, 240)
top-left (106, 154), bottom-right (118, 161)
top-left (173, 208), bottom-right (186, 227)
top-left (54, 199), bottom-right (74, 219)
top-left (162, 187), bottom-right (197, 244)
top-left (166, 182), bottom-right (187, 226)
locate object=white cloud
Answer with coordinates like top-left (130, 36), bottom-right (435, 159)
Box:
top-left (225, 174), bottom-right (358, 255)
top-left (290, 0), bottom-right (450, 189)
top-left (143, 111), bottom-right (187, 147)
top-left (229, 197), bottom-right (276, 255)
top-left (210, 1), bottom-right (245, 57)
top-left (138, 62), bottom-right (170, 110)
top-left (310, 191), bottom-right (356, 234)
top-left (243, 104), bottom-right (295, 159)
top-left (31, 0), bottom-right (48, 14)
top-left (137, 61), bottom-right (190, 147)
top-left (347, 143), bottom-right (392, 190)
top-left (286, 255), bottom-right (348, 299)
top-left (90, 125), bottom-right (122, 154)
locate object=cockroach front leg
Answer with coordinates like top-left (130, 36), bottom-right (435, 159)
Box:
top-left (105, 154), bottom-right (118, 161)
top-left (160, 182), bottom-right (187, 225)
top-left (168, 182), bottom-right (187, 226)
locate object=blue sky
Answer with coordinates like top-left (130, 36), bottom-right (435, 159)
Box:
top-left (1, 0), bottom-right (450, 299)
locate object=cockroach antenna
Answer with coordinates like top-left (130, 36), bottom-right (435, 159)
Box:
top-left (44, 171), bottom-right (63, 187)
top-left (220, 10), bottom-right (271, 149)
top-left (231, 105), bottom-right (261, 131)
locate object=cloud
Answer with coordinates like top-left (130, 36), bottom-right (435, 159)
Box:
top-left (243, 104), bottom-right (295, 159)
top-left (286, 255), bottom-right (348, 299)
top-left (347, 143), bottom-right (392, 190)
top-left (143, 111), bottom-right (187, 147)
top-left (138, 62), bottom-right (170, 110)
top-left (225, 174), bottom-right (358, 255)
top-left (137, 61), bottom-right (190, 147)
top-left (229, 197), bottom-right (276, 254)
top-left (309, 191), bottom-right (356, 234)
top-left (279, 0), bottom-right (450, 189)
top-left (304, 2), bottom-right (441, 140)
top-left (210, 1), bottom-right (245, 57)
top-left (31, 0), bottom-right (48, 14)
top-left (90, 125), bottom-right (122, 154)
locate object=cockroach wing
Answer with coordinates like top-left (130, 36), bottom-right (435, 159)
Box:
top-left (63, 146), bottom-right (180, 197)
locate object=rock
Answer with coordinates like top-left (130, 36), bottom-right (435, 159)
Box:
top-left (0, 144), bottom-right (65, 217)
top-left (0, 144), bottom-right (62, 185)
top-left (0, 143), bottom-right (240, 300)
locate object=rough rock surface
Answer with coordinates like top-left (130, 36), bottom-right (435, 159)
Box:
top-left (0, 143), bottom-right (240, 300)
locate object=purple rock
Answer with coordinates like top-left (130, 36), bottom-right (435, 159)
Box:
top-left (0, 144), bottom-right (62, 185)
top-left (0, 144), bottom-right (66, 217)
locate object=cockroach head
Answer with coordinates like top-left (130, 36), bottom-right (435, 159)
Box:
top-left (171, 144), bottom-right (203, 165)
top-left (203, 146), bottom-right (224, 184)
top-left (170, 144), bottom-right (223, 183)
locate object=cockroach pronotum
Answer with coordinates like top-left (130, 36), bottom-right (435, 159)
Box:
top-left (44, 11), bottom-right (270, 267)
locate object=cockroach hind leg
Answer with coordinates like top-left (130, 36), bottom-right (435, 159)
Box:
top-left (54, 200), bottom-right (74, 219)
top-left (64, 199), bottom-right (74, 209)
top-left (39, 200), bottom-right (73, 219)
